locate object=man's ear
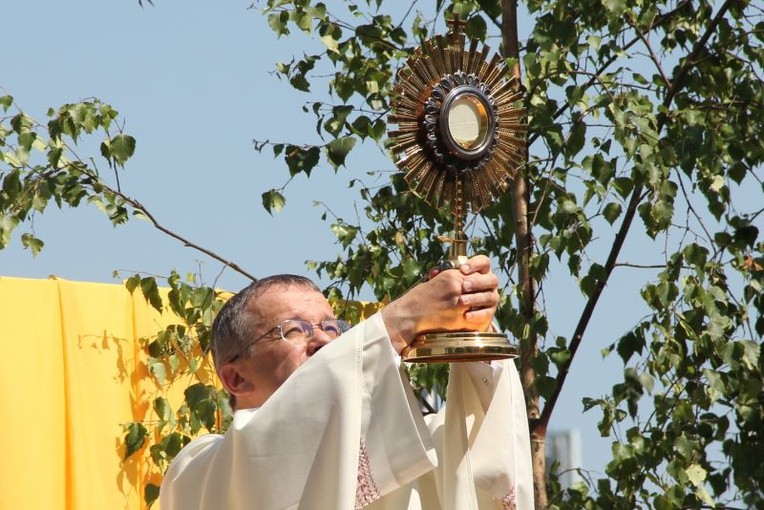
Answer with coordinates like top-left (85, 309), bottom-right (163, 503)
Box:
top-left (220, 363), bottom-right (255, 399)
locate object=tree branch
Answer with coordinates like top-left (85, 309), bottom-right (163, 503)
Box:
top-left (661, 0), bottom-right (735, 119)
top-left (613, 262), bottom-right (684, 269)
top-left (69, 163), bottom-right (258, 283)
top-left (539, 0), bottom-right (736, 429)
top-left (630, 19), bottom-right (672, 90)
top-left (528, 0), bottom-right (692, 147)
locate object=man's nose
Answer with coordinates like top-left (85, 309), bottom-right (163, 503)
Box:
top-left (306, 328), bottom-right (333, 355)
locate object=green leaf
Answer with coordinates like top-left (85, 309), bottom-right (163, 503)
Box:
top-left (709, 174), bottom-right (724, 193)
top-left (0, 95), bottom-right (12, 112)
top-left (616, 331), bottom-right (644, 364)
top-left (184, 383), bottom-right (217, 431)
top-left (308, 3), bottom-right (327, 20)
top-left (613, 177), bottom-right (634, 199)
top-left (168, 353), bottom-right (180, 372)
top-left (149, 359), bottom-right (166, 384)
top-left (566, 121), bottom-right (586, 157)
top-left (267, 11), bottom-right (289, 36)
top-left (580, 263), bottom-right (606, 298)
top-left (144, 483), bottom-right (160, 507)
top-left (194, 399), bottom-right (217, 430)
top-left (10, 113), bottom-right (33, 134)
top-left (652, 199), bottom-right (674, 229)
top-left (603, 202), bottom-right (622, 224)
top-left (734, 224), bottom-right (759, 249)
top-left (369, 119), bottom-right (386, 141)
top-left (184, 382), bottom-right (211, 408)
top-left (261, 189), bottom-right (286, 215)
top-left (109, 134), bottom-right (136, 166)
top-left (549, 348), bottom-right (571, 367)
top-left (20, 233), bottom-right (44, 256)
top-left (326, 137), bottom-right (356, 170)
top-left (140, 277), bottom-right (163, 312)
top-left (695, 486), bottom-right (715, 507)
top-left (402, 257), bottom-right (421, 281)
top-left (149, 431), bottom-right (189, 466)
top-left (536, 374), bottom-right (557, 400)
top-left (324, 105), bottom-right (353, 137)
top-left (289, 73), bottom-right (311, 92)
top-left (321, 34), bottom-right (339, 53)
top-left (123, 422), bottom-right (148, 460)
top-left (125, 274), bottom-right (141, 295)
top-left (741, 340), bottom-right (760, 371)
top-left (466, 15), bottom-right (487, 40)
top-left (582, 397), bottom-right (602, 412)
top-left (638, 372), bottom-right (654, 394)
top-left (285, 145), bottom-right (320, 176)
top-left (153, 396), bottom-right (172, 428)
top-left (190, 286), bottom-right (213, 308)
top-left (294, 10), bottom-right (312, 32)
top-left (350, 115), bottom-right (371, 138)
top-left (685, 464), bottom-right (707, 487)
top-left (331, 221), bottom-right (358, 247)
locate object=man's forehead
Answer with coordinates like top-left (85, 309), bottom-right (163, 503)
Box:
top-left (246, 285), bottom-right (330, 320)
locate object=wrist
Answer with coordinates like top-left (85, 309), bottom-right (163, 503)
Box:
top-left (380, 302), bottom-right (417, 354)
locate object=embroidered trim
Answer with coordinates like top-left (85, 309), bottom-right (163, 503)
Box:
top-left (355, 440), bottom-right (381, 509)
top-left (499, 488), bottom-right (517, 510)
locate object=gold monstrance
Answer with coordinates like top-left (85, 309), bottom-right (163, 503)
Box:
top-left (387, 17), bottom-right (527, 363)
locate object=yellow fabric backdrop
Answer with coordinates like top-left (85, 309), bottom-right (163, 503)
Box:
top-left (0, 276), bottom-right (186, 510)
top-left (0, 276), bottom-right (380, 510)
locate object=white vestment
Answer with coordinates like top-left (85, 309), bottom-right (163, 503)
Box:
top-left (160, 313), bottom-right (533, 510)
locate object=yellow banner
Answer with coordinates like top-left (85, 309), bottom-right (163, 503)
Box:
top-left (0, 276), bottom-right (379, 510)
top-left (0, 277), bottom-right (178, 509)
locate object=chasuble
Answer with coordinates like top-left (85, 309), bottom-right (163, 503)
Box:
top-left (160, 313), bottom-right (533, 510)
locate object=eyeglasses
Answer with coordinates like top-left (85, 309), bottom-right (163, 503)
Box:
top-left (228, 319), bottom-right (350, 362)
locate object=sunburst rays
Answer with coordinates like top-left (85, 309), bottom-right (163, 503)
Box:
top-left (387, 23), bottom-right (527, 213)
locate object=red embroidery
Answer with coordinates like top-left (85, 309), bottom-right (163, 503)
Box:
top-left (355, 440), bottom-right (381, 509)
top-left (500, 488), bottom-right (516, 510)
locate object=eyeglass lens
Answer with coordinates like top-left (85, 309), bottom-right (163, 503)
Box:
top-left (280, 319), bottom-right (349, 342)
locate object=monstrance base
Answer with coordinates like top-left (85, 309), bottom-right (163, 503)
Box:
top-left (402, 331), bottom-right (518, 363)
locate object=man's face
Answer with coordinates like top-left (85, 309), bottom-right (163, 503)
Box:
top-left (234, 285), bottom-right (336, 406)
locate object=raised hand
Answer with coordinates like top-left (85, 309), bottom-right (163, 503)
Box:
top-left (381, 255), bottom-right (499, 353)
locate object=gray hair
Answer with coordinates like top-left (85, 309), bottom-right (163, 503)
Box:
top-left (211, 274), bottom-right (322, 377)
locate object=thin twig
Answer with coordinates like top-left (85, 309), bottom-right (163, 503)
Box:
top-left (614, 262), bottom-right (684, 269)
top-left (676, 171), bottom-right (716, 246)
top-left (64, 161), bottom-right (258, 282)
top-left (630, 20), bottom-right (672, 90)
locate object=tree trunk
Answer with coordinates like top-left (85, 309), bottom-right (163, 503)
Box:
top-left (501, 1), bottom-right (546, 508)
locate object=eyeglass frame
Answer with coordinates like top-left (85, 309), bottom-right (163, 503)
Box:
top-left (227, 318), bottom-right (351, 363)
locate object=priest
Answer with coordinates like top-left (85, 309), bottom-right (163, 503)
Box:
top-left (160, 255), bottom-right (533, 509)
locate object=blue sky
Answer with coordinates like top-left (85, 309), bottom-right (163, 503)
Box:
top-left (2, 0), bottom-right (353, 292)
top-left (0, 0), bottom-right (665, 479)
